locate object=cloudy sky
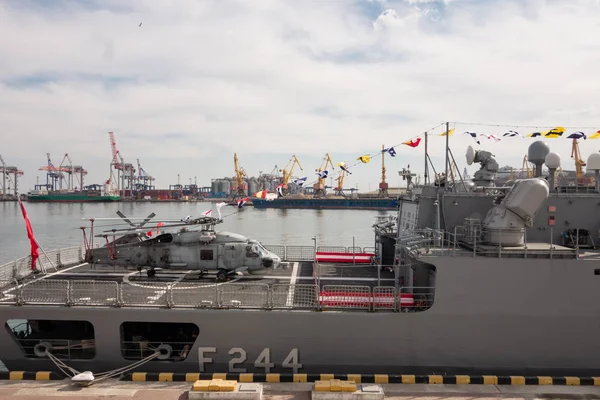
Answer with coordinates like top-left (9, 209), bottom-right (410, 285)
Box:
top-left (1, 0), bottom-right (600, 193)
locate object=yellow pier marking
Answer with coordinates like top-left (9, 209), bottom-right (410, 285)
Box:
top-left (9, 372), bottom-right (24, 380)
top-left (132, 373), bottom-right (146, 382)
top-left (510, 376), bottom-right (525, 385)
top-left (293, 374), bottom-right (307, 382)
top-left (158, 373), bottom-right (173, 382)
top-left (35, 372), bottom-right (51, 381)
top-left (566, 377), bottom-right (580, 386)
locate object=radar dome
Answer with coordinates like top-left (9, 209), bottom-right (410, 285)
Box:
top-left (586, 153), bottom-right (600, 172)
top-left (544, 152), bottom-right (561, 169)
top-left (466, 145), bottom-right (475, 165)
top-left (528, 141), bottom-right (550, 164)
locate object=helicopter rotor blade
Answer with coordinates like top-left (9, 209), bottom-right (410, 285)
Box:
top-left (116, 211), bottom-right (136, 228)
top-left (99, 216), bottom-right (222, 234)
top-left (101, 222), bottom-right (186, 234)
top-left (137, 212), bottom-right (156, 229)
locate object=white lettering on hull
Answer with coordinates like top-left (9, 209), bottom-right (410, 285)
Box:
top-left (198, 347), bottom-right (216, 372)
top-left (198, 347), bottom-right (302, 373)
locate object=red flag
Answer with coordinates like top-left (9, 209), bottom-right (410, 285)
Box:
top-left (402, 138), bottom-right (421, 148)
top-left (237, 197), bottom-right (249, 208)
top-left (18, 198), bottom-right (39, 271)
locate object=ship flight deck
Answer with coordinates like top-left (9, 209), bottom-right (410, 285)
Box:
top-left (27, 261), bottom-right (396, 290)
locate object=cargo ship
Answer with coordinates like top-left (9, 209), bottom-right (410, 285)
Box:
top-left (26, 185), bottom-right (120, 203)
top-left (251, 196), bottom-right (398, 210)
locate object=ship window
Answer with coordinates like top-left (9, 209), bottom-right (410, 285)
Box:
top-left (200, 250), bottom-right (213, 260)
top-left (5, 319), bottom-right (95, 360)
top-left (120, 322), bottom-right (199, 362)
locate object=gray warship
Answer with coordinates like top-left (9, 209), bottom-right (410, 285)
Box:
top-left (1, 140), bottom-right (600, 378)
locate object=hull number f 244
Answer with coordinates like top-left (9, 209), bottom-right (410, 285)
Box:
top-left (198, 347), bottom-right (302, 373)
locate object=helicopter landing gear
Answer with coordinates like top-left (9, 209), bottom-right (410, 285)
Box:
top-left (216, 269), bottom-right (228, 282)
top-left (197, 270), bottom-right (208, 279)
top-left (147, 268), bottom-right (156, 278)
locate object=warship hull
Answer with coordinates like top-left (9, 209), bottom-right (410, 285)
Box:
top-left (252, 197), bottom-right (398, 210)
top-left (1, 256), bottom-right (599, 376)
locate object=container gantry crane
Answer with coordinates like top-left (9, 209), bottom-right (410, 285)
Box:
top-left (108, 132), bottom-right (136, 197)
top-left (280, 155), bottom-right (303, 194)
top-left (136, 159), bottom-right (155, 190)
top-left (58, 153), bottom-right (87, 190)
top-left (0, 154), bottom-right (24, 198)
top-left (233, 153), bottom-right (248, 197)
top-left (38, 153), bottom-right (64, 191)
top-left (313, 153), bottom-right (334, 198)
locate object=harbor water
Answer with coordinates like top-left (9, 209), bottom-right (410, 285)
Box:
top-left (0, 201), bottom-right (394, 263)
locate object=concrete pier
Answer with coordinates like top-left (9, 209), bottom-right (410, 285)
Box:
top-left (1, 379), bottom-right (600, 399)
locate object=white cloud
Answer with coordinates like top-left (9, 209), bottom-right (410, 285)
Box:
top-left (1, 0), bottom-right (600, 192)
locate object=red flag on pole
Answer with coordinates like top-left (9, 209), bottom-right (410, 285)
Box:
top-left (18, 197), bottom-right (39, 271)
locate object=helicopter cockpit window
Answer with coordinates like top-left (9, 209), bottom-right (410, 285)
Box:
top-left (156, 234), bottom-right (173, 243)
top-left (245, 245), bottom-right (259, 258)
top-left (257, 243), bottom-right (269, 256)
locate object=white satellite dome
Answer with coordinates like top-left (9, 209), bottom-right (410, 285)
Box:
top-left (586, 153), bottom-right (600, 173)
top-left (545, 152), bottom-right (561, 169)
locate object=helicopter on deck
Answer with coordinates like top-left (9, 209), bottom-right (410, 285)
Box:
top-left (81, 211), bottom-right (281, 281)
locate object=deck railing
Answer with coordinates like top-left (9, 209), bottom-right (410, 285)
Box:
top-left (0, 243), bottom-right (376, 283)
top-left (0, 246), bottom-right (84, 282)
top-left (396, 227), bottom-right (580, 260)
top-left (0, 279), bottom-right (434, 313)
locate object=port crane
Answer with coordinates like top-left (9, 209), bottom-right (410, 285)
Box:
top-left (280, 155), bottom-right (303, 194)
top-left (570, 138), bottom-right (591, 185)
top-left (58, 153), bottom-right (88, 190)
top-left (38, 153), bottom-right (65, 191)
top-left (0, 154), bottom-right (23, 198)
top-left (334, 169), bottom-right (347, 196)
top-left (233, 153), bottom-right (248, 197)
top-left (520, 155), bottom-right (533, 179)
top-left (108, 132), bottom-right (136, 197)
top-left (313, 153), bottom-right (334, 198)
top-left (136, 159), bottom-right (155, 190)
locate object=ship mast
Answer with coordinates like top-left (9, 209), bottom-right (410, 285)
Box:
top-left (444, 121), bottom-right (450, 191)
top-left (378, 144), bottom-right (389, 197)
top-left (424, 132), bottom-right (428, 185)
